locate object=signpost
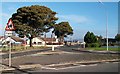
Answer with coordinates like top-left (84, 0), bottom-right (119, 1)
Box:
top-left (9, 37), bottom-right (11, 67)
top-left (5, 19), bottom-right (15, 67)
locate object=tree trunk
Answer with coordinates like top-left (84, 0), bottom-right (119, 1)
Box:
top-left (44, 32), bottom-right (46, 47)
top-left (29, 36), bottom-right (33, 47)
top-left (59, 35), bottom-right (64, 45)
top-left (62, 36), bottom-right (64, 43)
top-left (61, 35), bottom-right (64, 44)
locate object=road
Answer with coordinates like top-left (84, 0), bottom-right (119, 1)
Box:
top-left (1, 45), bottom-right (119, 59)
top-left (1, 62), bottom-right (119, 73)
top-left (30, 62), bottom-right (119, 72)
top-left (1, 45), bottom-right (119, 73)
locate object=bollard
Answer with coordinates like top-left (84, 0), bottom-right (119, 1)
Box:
top-left (52, 46), bottom-right (54, 51)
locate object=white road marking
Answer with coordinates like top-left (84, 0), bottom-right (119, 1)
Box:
top-left (112, 62), bottom-right (119, 64)
top-left (50, 64), bottom-right (98, 70)
top-left (41, 66), bottom-right (57, 70)
top-left (42, 63), bottom-right (98, 70)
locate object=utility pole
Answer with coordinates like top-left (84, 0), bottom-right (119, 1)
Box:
top-left (98, 0), bottom-right (109, 51)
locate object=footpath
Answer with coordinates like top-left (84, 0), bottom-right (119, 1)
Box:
top-left (72, 48), bottom-right (120, 54)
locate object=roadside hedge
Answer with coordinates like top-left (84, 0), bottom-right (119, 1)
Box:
top-left (86, 43), bottom-right (100, 47)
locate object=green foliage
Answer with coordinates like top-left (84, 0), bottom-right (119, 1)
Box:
top-left (53, 22), bottom-right (73, 40)
top-left (115, 34), bottom-right (120, 41)
top-left (84, 31), bottom-right (101, 47)
top-left (11, 5), bottom-right (58, 37)
top-left (84, 31), bottom-right (97, 43)
top-left (86, 43), bottom-right (100, 47)
top-left (87, 47), bottom-right (120, 51)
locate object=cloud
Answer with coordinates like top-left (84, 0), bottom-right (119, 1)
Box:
top-left (57, 14), bottom-right (92, 24)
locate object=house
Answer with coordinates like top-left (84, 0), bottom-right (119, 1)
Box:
top-left (0, 36), bottom-right (4, 47)
top-left (0, 36), bottom-right (4, 42)
top-left (26, 37), bottom-right (45, 46)
top-left (41, 38), bottom-right (59, 44)
top-left (1, 36), bottom-right (24, 46)
top-left (1, 35), bottom-right (63, 47)
top-left (101, 38), bottom-right (117, 46)
top-left (26, 37), bottom-right (63, 47)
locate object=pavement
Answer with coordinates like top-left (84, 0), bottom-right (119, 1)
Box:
top-left (0, 45), bottom-right (120, 73)
top-left (72, 48), bottom-right (120, 54)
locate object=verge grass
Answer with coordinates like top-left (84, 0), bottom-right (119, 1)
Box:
top-left (86, 47), bottom-right (120, 51)
top-left (0, 45), bottom-right (47, 52)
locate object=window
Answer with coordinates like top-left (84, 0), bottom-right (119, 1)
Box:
top-left (34, 42), bottom-right (36, 44)
top-left (38, 42), bottom-right (42, 45)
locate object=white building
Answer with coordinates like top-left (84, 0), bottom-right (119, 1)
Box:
top-left (26, 37), bottom-right (63, 47)
top-left (1, 36), bottom-right (24, 45)
top-left (26, 37), bottom-right (45, 46)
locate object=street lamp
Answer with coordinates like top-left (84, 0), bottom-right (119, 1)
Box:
top-left (98, 0), bottom-right (108, 51)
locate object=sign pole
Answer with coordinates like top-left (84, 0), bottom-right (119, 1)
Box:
top-left (5, 19), bottom-right (15, 67)
top-left (9, 36), bottom-right (11, 67)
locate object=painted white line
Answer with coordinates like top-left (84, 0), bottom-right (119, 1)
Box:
top-left (87, 64), bottom-right (98, 66)
top-left (56, 64), bottom-right (98, 70)
top-left (41, 66), bottom-right (57, 70)
top-left (18, 64), bottom-right (43, 70)
top-left (112, 62), bottom-right (119, 64)
top-left (43, 63), bottom-right (98, 70)
top-left (55, 66), bottom-right (80, 70)
top-left (0, 68), bottom-right (15, 71)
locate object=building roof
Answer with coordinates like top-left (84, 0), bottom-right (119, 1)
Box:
top-left (41, 38), bottom-right (56, 42)
top-left (11, 36), bottom-right (24, 42)
top-left (0, 36), bottom-right (4, 40)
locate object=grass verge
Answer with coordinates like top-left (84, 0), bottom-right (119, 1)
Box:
top-left (0, 46), bottom-right (47, 52)
top-left (86, 47), bottom-right (120, 51)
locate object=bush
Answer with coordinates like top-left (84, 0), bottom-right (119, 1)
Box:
top-left (86, 43), bottom-right (100, 47)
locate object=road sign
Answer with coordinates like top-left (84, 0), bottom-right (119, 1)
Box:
top-left (5, 19), bottom-right (15, 31)
top-left (5, 19), bottom-right (15, 36)
top-left (5, 19), bottom-right (15, 67)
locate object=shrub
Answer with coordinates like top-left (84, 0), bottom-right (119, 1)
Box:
top-left (86, 43), bottom-right (100, 47)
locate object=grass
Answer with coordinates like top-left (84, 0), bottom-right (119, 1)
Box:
top-left (0, 45), bottom-right (119, 52)
top-left (0, 45), bottom-right (47, 52)
top-left (86, 47), bottom-right (120, 51)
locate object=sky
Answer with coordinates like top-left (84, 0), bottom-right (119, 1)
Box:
top-left (0, 0), bottom-right (119, 2)
top-left (0, 2), bottom-right (118, 40)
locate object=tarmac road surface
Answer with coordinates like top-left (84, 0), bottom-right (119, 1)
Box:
top-left (1, 62), bottom-right (119, 73)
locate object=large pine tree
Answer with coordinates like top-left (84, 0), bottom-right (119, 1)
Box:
top-left (11, 5), bottom-right (58, 47)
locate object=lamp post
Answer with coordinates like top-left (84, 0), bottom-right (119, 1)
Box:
top-left (98, 0), bottom-right (108, 51)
